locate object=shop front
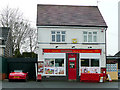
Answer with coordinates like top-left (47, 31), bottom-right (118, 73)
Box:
top-left (37, 49), bottom-right (104, 81)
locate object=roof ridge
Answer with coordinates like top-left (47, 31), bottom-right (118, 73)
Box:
top-left (37, 4), bottom-right (98, 7)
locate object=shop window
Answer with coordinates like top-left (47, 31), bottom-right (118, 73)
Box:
top-left (55, 59), bottom-right (64, 67)
top-left (44, 58), bottom-right (65, 75)
top-left (51, 31), bottom-right (66, 42)
top-left (45, 59), bottom-right (54, 67)
top-left (81, 59), bottom-right (99, 67)
top-left (45, 68), bottom-right (54, 74)
top-left (91, 59), bottom-right (99, 67)
top-left (81, 59), bottom-right (89, 67)
top-left (83, 31), bottom-right (97, 42)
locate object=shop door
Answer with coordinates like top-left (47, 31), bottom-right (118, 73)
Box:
top-left (68, 54), bottom-right (77, 80)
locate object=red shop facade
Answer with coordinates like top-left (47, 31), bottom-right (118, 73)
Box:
top-left (37, 49), bottom-right (106, 81)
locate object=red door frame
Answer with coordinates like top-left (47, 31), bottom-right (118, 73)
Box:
top-left (68, 53), bottom-right (77, 80)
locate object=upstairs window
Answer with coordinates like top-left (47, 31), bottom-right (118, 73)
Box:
top-left (83, 31), bottom-right (97, 42)
top-left (51, 31), bottom-right (66, 42)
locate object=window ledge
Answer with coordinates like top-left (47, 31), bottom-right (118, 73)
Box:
top-left (50, 42), bottom-right (67, 44)
top-left (82, 42), bottom-right (105, 44)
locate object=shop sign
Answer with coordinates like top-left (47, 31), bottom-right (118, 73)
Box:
top-left (69, 58), bottom-right (75, 60)
top-left (43, 49), bottom-right (101, 53)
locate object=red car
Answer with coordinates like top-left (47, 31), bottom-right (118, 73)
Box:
top-left (9, 70), bottom-right (28, 82)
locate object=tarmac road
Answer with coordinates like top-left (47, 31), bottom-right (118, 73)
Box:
top-left (1, 79), bottom-right (119, 89)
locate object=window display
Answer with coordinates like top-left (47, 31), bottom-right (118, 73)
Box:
top-left (55, 68), bottom-right (59, 74)
top-left (54, 67), bottom-right (64, 74)
top-left (45, 59), bottom-right (54, 67)
top-left (80, 67), bottom-right (100, 73)
top-left (45, 68), bottom-right (54, 74)
top-left (59, 68), bottom-right (64, 74)
top-left (80, 58), bottom-right (100, 74)
top-left (44, 58), bottom-right (65, 75)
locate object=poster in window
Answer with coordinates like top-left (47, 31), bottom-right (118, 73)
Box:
top-left (55, 63), bottom-right (59, 67)
top-left (58, 68), bottom-right (64, 74)
top-left (81, 67), bottom-right (100, 73)
top-left (38, 61), bottom-right (44, 73)
top-left (45, 59), bottom-right (54, 67)
top-left (81, 67), bottom-right (88, 73)
top-left (45, 68), bottom-right (54, 74)
top-left (55, 68), bottom-right (59, 74)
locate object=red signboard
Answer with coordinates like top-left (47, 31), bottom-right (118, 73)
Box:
top-left (43, 49), bottom-right (101, 53)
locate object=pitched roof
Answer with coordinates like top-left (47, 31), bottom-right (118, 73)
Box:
top-left (114, 51), bottom-right (120, 57)
top-left (37, 4), bottom-right (107, 27)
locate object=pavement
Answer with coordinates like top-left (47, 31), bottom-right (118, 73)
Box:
top-left (1, 79), bottom-right (119, 89)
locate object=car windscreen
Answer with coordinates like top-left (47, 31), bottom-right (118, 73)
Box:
top-left (14, 70), bottom-right (22, 72)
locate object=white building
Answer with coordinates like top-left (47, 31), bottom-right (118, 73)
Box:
top-left (36, 4), bottom-right (107, 80)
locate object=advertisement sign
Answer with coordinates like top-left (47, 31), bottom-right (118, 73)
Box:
top-left (38, 61), bottom-right (44, 74)
top-left (81, 67), bottom-right (100, 73)
top-left (54, 67), bottom-right (64, 74)
top-left (45, 68), bottom-right (54, 74)
top-left (45, 59), bottom-right (54, 67)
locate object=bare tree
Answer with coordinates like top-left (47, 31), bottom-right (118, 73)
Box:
top-left (0, 6), bottom-right (37, 55)
top-left (21, 27), bottom-right (37, 53)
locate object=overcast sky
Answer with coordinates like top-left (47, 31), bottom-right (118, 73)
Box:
top-left (0, 0), bottom-right (119, 55)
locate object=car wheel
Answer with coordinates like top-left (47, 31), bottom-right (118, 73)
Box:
top-left (25, 77), bottom-right (27, 82)
top-left (8, 79), bottom-right (11, 82)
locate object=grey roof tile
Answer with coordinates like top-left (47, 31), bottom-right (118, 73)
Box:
top-left (37, 4), bottom-right (107, 27)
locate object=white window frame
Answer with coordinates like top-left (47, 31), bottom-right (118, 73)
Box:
top-left (79, 53), bottom-right (101, 76)
top-left (51, 31), bottom-right (66, 43)
top-left (43, 53), bottom-right (66, 76)
top-left (83, 31), bottom-right (97, 43)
